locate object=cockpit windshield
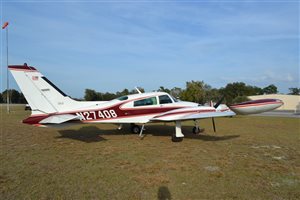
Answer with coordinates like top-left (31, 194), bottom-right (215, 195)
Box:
top-left (117, 96), bottom-right (128, 101)
top-left (170, 95), bottom-right (179, 102)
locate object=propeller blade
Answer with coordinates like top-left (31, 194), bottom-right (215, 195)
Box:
top-left (212, 118), bottom-right (216, 132)
top-left (214, 95), bottom-right (225, 109)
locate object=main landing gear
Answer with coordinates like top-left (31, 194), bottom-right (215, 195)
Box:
top-left (130, 123), bottom-right (146, 137)
top-left (172, 133), bottom-right (183, 142)
top-left (131, 124), bottom-right (141, 134)
top-left (192, 120), bottom-right (205, 134)
top-left (130, 122), bottom-right (184, 142)
top-left (172, 121), bottom-right (184, 142)
top-left (130, 121), bottom-right (203, 142)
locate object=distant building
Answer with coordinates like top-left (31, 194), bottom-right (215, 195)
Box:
top-left (248, 94), bottom-right (300, 113)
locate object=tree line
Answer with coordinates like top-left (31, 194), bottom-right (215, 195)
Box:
top-left (83, 81), bottom-right (300, 105)
top-left (0, 82), bottom-right (299, 104)
top-left (0, 89), bottom-right (27, 104)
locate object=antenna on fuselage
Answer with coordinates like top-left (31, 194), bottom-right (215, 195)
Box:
top-left (135, 87), bottom-right (142, 94)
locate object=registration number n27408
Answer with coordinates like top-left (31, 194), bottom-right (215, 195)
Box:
top-left (76, 110), bottom-right (118, 121)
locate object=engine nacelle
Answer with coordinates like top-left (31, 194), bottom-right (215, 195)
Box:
top-left (229, 99), bottom-right (283, 115)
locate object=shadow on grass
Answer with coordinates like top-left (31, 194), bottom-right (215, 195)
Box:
top-left (57, 126), bottom-right (108, 143)
top-left (157, 185), bottom-right (172, 200)
top-left (56, 125), bottom-right (240, 143)
top-left (185, 134), bottom-right (240, 141)
top-left (150, 125), bottom-right (240, 141)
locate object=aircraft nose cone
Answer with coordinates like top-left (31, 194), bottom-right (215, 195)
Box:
top-left (276, 99), bottom-right (284, 105)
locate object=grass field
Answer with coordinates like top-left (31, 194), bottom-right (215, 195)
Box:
top-left (1, 106), bottom-right (299, 199)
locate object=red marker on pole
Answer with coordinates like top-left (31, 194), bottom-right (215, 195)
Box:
top-left (2, 21), bottom-right (10, 113)
top-left (2, 21), bottom-right (9, 29)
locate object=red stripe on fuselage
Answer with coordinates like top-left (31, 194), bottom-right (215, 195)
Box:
top-left (24, 94), bottom-right (207, 125)
top-left (30, 95), bottom-right (182, 117)
top-left (25, 98), bottom-right (187, 125)
top-left (75, 105), bottom-right (185, 122)
top-left (25, 107), bottom-right (183, 125)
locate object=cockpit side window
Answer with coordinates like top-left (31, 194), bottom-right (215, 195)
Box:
top-left (134, 97), bottom-right (157, 107)
top-left (159, 95), bottom-right (173, 104)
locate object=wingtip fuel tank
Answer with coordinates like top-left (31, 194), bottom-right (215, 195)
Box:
top-left (229, 99), bottom-right (283, 115)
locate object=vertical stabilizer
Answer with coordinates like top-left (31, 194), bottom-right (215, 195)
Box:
top-left (9, 64), bottom-right (77, 115)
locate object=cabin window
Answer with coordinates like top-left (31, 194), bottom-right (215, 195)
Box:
top-left (134, 97), bottom-right (157, 107)
top-left (159, 95), bottom-right (173, 104)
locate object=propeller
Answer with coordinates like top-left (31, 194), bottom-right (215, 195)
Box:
top-left (213, 95), bottom-right (225, 109)
top-left (211, 95), bottom-right (225, 133)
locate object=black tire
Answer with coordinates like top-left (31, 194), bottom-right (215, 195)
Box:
top-left (131, 125), bottom-right (141, 134)
top-left (193, 127), bottom-right (205, 134)
top-left (192, 127), bottom-right (200, 134)
top-left (171, 133), bottom-right (183, 142)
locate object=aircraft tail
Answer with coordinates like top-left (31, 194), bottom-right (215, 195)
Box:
top-left (9, 64), bottom-right (78, 115)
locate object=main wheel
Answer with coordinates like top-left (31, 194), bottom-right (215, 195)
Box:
top-left (192, 127), bottom-right (200, 134)
top-left (131, 125), bottom-right (141, 134)
top-left (171, 133), bottom-right (183, 142)
top-left (192, 127), bottom-right (205, 134)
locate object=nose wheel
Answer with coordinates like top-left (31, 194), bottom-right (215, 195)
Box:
top-left (131, 124), bottom-right (141, 134)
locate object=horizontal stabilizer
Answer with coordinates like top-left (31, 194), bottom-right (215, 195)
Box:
top-left (39, 114), bottom-right (80, 124)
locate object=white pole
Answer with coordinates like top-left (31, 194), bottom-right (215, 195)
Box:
top-left (6, 27), bottom-right (9, 113)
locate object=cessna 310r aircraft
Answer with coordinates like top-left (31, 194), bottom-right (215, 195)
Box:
top-left (9, 64), bottom-right (283, 142)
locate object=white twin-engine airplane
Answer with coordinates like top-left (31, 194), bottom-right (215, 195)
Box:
top-left (9, 64), bottom-right (284, 142)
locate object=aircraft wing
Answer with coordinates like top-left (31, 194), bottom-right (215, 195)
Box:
top-left (151, 107), bottom-right (235, 122)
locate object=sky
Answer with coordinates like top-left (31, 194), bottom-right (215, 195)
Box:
top-left (1, 1), bottom-right (299, 98)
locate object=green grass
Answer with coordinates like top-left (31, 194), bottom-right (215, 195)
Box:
top-left (1, 106), bottom-right (300, 199)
